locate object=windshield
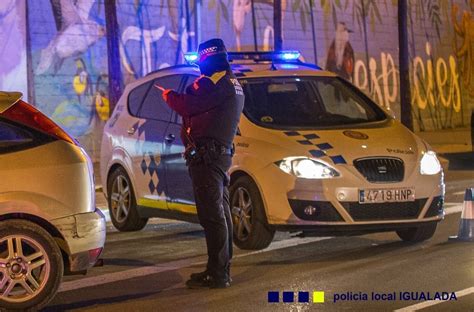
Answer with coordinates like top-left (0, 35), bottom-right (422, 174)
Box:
top-left (240, 76), bottom-right (387, 129)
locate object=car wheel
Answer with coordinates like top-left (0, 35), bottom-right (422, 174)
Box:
top-left (108, 167), bottom-right (148, 231)
top-left (396, 222), bottom-right (438, 243)
top-left (230, 176), bottom-right (275, 250)
top-left (0, 220), bottom-right (63, 311)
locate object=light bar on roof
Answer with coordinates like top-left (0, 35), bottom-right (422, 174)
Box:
top-left (227, 50), bottom-right (302, 62)
top-left (280, 51), bottom-right (301, 60)
top-left (184, 50), bottom-right (302, 64)
top-left (184, 52), bottom-right (199, 64)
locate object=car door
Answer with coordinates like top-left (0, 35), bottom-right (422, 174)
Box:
top-left (127, 74), bottom-right (184, 210)
top-left (163, 75), bottom-right (198, 214)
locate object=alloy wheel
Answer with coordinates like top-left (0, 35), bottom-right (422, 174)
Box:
top-left (0, 235), bottom-right (50, 303)
top-left (231, 187), bottom-right (253, 241)
top-left (110, 175), bottom-right (131, 223)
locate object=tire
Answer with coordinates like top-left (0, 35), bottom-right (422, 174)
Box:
top-left (229, 176), bottom-right (275, 250)
top-left (0, 220), bottom-right (63, 311)
top-left (108, 166), bottom-right (148, 231)
top-left (396, 222), bottom-right (438, 243)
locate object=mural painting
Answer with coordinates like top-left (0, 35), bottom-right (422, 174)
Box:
top-left (1, 0), bottom-right (472, 160)
top-left (28, 0), bottom-right (109, 159)
top-left (452, 2), bottom-right (474, 97)
top-left (0, 0), bottom-right (27, 97)
top-left (319, 0), bottom-right (471, 131)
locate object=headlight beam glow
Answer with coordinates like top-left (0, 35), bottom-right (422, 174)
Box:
top-left (277, 157), bottom-right (339, 179)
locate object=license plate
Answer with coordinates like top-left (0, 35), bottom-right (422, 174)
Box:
top-left (359, 188), bottom-right (415, 204)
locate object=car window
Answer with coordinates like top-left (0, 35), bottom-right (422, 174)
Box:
top-left (138, 75), bottom-right (184, 122)
top-left (241, 76), bottom-right (386, 129)
top-left (316, 80), bottom-right (369, 120)
top-left (0, 121), bottom-right (34, 151)
top-left (172, 75), bottom-right (199, 124)
top-left (184, 75), bottom-right (199, 89)
top-left (128, 82), bottom-right (151, 116)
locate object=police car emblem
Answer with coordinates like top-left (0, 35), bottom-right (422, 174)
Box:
top-left (343, 130), bottom-right (369, 140)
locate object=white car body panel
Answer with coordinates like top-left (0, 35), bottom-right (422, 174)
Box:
top-left (101, 63), bottom-right (444, 231)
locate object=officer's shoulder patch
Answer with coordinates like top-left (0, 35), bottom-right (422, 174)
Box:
top-left (208, 71), bottom-right (227, 84)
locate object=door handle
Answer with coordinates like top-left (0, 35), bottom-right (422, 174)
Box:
top-left (165, 134), bottom-right (176, 143)
top-left (127, 127), bottom-right (136, 135)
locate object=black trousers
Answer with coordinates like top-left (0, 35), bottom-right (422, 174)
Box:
top-left (188, 155), bottom-right (233, 280)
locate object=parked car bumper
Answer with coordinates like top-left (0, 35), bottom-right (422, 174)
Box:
top-left (51, 208), bottom-right (106, 272)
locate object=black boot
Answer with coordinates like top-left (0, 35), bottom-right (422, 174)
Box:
top-left (189, 270), bottom-right (208, 281)
top-left (186, 274), bottom-right (231, 289)
top-left (189, 267), bottom-right (232, 283)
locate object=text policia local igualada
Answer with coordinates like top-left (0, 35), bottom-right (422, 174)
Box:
top-left (333, 291), bottom-right (457, 303)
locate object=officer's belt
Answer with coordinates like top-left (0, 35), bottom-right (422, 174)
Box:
top-left (192, 140), bottom-right (233, 155)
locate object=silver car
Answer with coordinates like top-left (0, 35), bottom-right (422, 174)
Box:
top-left (0, 92), bottom-right (106, 310)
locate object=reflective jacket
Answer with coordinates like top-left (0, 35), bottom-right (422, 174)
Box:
top-left (166, 70), bottom-right (244, 148)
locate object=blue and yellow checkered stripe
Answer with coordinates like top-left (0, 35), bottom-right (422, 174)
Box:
top-left (283, 131), bottom-right (347, 165)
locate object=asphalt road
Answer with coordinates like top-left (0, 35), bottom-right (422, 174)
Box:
top-left (44, 171), bottom-right (473, 312)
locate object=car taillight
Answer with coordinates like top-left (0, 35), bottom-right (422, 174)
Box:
top-left (89, 247), bottom-right (103, 266)
top-left (1, 100), bottom-right (78, 145)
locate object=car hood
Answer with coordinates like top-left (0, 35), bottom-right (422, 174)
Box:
top-left (244, 119), bottom-right (425, 167)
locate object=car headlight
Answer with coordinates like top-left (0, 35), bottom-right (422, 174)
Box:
top-left (420, 151), bottom-right (441, 175)
top-left (276, 157), bottom-right (340, 179)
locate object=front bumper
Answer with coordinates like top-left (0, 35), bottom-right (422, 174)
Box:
top-left (273, 220), bottom-right (441, 236)
top-left (51, 209), bottom-right (106, 272)
top-left (253, 161), bottom-right (445, 227)
top-left (288, 196), bottom-right (444, 223)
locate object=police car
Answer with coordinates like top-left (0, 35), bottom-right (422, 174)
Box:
top-left (100, 51), bottom-right (444, 250)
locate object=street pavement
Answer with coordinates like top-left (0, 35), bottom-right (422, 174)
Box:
top-left (43, 170), bottom-right (474, 312)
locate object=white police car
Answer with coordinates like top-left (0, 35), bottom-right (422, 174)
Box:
top-left (100, 51), bottom-right (444, 250)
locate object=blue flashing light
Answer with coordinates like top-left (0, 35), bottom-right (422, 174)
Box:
top-left (184, 52), bottom-right (199, 63)
top-left (227, 51), bottom-right (302, 63)
top-left (280, 51), bottom-right (301, 61)
top-left (280, 64), bottom-right (299, 69)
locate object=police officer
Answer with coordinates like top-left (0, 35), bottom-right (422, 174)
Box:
top-left (159, 39), bottom-right (244, 288)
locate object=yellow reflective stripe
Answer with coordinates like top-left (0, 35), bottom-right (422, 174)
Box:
top-left (137, 198), bottom-right (197, 214)
top-left (137, 198), bottom-right (167, 209)
top-left (208, 71), bottom-right (226, 84)
top-left (168, 202), bottom-right (197, 214)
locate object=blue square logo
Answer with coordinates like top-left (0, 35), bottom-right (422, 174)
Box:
top-left (268, 291), bottom-right (279, 303)
top-left (298, 291), bottom-right (309, 303)
top-left (283, 291), bottom-right (294, 303)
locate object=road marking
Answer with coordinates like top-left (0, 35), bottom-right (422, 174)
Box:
top-left (59, 259), bottom-right (192, 292)
top-left (79, 205), bottom-right (462, 294)
top-left (393, 286), bottom-right (474, 312)
top-left (192, 237), bottom-right (331, 265)
top-left (444, 203), bottom-right (463, 215)
top-left (58, 236), bottom-right (330, 293)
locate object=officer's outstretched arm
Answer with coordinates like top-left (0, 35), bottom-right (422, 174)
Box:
top-left (165, 77), bottom-right (222, 117)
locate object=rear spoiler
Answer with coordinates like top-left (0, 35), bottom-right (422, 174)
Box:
top-left (0, 92), bottom-right (23, 114)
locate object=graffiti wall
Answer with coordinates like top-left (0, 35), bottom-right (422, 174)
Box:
top-left (0, 0), bottom-right (28, 97)
top-left (305, 0), bottom-right (473, 132)
top-left (27, 0), bottom-right (108, 158)
top-left (1, 0), bottom-right (473, 160)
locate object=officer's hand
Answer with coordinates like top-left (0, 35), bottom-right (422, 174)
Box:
top-left (154, 84), bottom-right (172, 101)
top-left (162, 89), bottom-right (172, 102)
